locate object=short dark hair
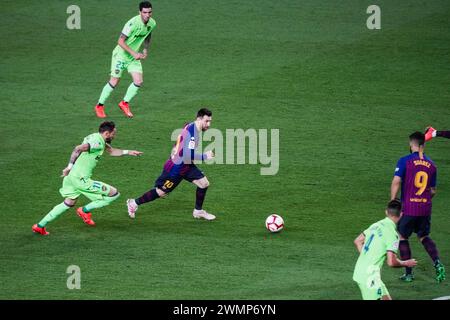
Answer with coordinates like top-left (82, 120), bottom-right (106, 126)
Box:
top-left (386, 199), bottom-right (402, 217)
top-left (99, 121), bottom-right (116, 133)
top-left (409, 131), bottom-right (425, 146)
top-left (197, 108), bottom-right (212, 118)
top-left (139, 1), bottom-right (152, 11)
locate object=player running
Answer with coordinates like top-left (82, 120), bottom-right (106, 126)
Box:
top-left (94, 1), bottom-right (156, 118)
top-left (32, 121), bottom-right (143, 235)
top-left (126, 108), bottom-right (216, 220)
top-left (391, 132), bottom-right (445, 283)
top-left (353, 199), bottom-right (417, 300)
top-left (425, 127), bottom-right (450, 141)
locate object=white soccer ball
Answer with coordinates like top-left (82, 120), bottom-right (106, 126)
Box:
top-left (265, 214), bottom-right (284, 233)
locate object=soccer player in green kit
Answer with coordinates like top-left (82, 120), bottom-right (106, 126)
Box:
top-left (353, 200), bottom-right (417, 300)
top-left (32, 121), bottom-right (143, 235)
top-left (94, 1), bottom-right (156, 118)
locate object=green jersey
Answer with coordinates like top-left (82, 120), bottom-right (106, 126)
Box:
top-left (69, 133), bottom-right (106, 179)
top-left (353, 217), bottom-right (399, 283)
top-left (114, 15), bottom-right (156, 61)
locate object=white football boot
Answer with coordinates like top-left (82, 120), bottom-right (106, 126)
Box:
top-left (193, 209), bottom-right (216, 220)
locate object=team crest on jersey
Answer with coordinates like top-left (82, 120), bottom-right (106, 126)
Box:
top-left (188, 137), bottom-right (196, 150)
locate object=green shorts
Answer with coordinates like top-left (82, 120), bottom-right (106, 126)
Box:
top-left (60, 175), bottom-right (111, 201)
top-left (356, 279), bottom-right (389, 300)
top-left (110, 48), bottom-right (142, 78)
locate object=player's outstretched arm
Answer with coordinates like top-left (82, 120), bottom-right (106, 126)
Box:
top-left (61, 143), bottom-right (90, 177)
top-left (106, 144), bottom-right (143, 157)
top-left (386, 251), bottom-right (417, 268)
top-left (353, 233), bottom-right (365, 253)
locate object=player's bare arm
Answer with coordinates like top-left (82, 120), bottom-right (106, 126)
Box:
top-left (142, 33), bottom-right (152, 59)
top-left (118, 34), bottom-right (144, 60)
top-left (390, 176), bottom-right (402, 200)
top-left (61, 143), bottom-right (90, 177)
top-left (353, 233), bottom-right (365, 253)
top-left (105, 143), bottom-right (143, 157)
top-left (386, 251), bottom-right (417, 268)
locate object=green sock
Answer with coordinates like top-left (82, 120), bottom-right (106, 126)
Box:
top-left (123, 83), bottom-right (140, 103)
top-left (38, 202), bottom-right (71, 227)
top-left (84, 193), bottom-right (120, 212)
top-left (98, 82), bottom-right (115, 105)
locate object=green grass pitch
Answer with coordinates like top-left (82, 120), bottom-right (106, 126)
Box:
top-left (0, 0), bottom-right (449, 299)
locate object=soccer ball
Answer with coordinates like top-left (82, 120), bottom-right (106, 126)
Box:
top-left (265, 214), bottom-right (284, 233)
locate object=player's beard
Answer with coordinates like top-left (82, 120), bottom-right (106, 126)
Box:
top-left (106, 138), bottom-right (112, 143)
top-left (409, 147), bottom-right (412, 153)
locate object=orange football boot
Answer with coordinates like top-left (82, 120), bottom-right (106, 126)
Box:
top-left (118, 101), bottom-right (134, 118)
top-left (76, 207), bottom-right (96, 226)
top-left (95, 104), bottom-right (107, 118)
top-left (32, 224), bottom-right (49, 236)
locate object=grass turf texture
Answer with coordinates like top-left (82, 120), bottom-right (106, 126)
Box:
top-left (0, 0), bottom-right (449, 299)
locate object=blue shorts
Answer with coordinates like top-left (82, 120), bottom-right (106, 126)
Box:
top-left (398, 215), bottom-right (431, 238)
top-left (154, 165), bottom-right (205, 193)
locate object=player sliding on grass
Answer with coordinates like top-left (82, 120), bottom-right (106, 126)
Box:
top-left (425, 127), bottom-right (450, 141)
top-left (127, 108), bottom-right (216, 220)
top-left (391, 132), bottom-right (445, 283)
top-left (32, 121), bottom-right (143, 235)
top-left (94, 1), bottom-right (156, 118)
top-left (353, 199), bottom-right (417, 300)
